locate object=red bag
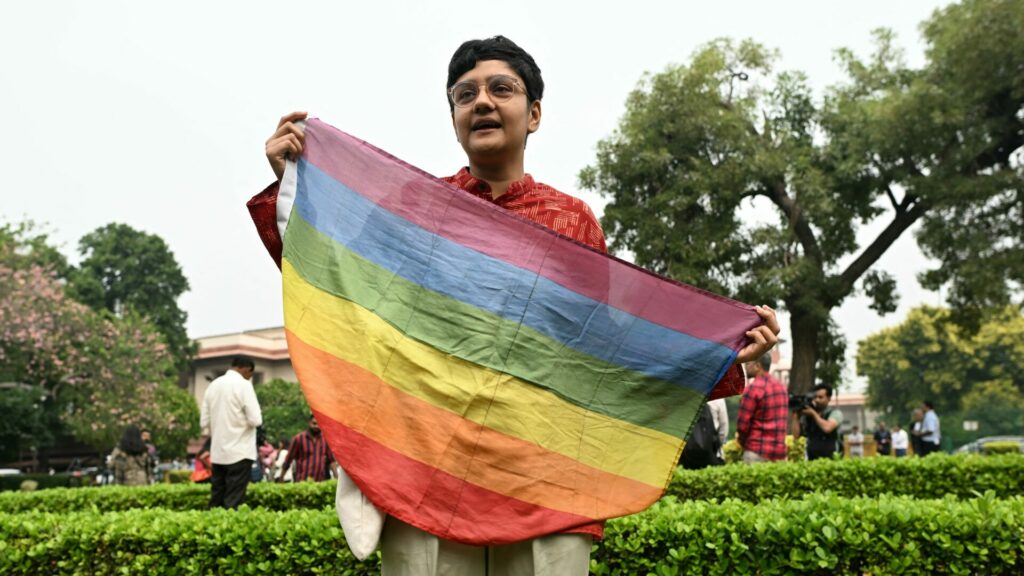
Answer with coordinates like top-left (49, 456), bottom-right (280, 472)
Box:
top-left (191, 454), bottom-right (212, 482)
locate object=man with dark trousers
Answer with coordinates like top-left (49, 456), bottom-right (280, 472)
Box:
top-left (200, 356), bottom-right (263, 508)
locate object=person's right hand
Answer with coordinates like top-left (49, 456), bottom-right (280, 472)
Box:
top-left (266, 111), bottom-right (308, 181)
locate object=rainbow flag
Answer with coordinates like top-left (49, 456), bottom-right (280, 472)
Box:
top-left (281, 119), bottom-right (760, 544)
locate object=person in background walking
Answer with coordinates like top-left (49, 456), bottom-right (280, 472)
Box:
top-left (111, 425), bottom-right (154, 486)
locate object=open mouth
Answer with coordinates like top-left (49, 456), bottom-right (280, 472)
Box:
top-left (471, 120), bottom-right (502, 131)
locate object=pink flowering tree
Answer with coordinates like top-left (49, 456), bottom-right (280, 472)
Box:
top-left (0, 259), bottom-right (198, 458)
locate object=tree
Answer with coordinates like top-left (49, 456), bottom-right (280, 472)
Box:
top-left (68, 223), bottom-right (195, 370)
top-left (0, 221), bottom-right (69, 277)
top-left (580, 0), bottom-right (1023, 393)
top-left (858, 305), bottom-right (1024, 443)
top-left (0, 259), bottom-right (197, 458)
top-left (255, 379), bottom-right (311, 443)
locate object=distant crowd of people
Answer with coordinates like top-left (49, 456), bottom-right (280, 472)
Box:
top-left (105, 357), bottom-right (339, 505)
top-left (687, 353), bottom-right (944, 465)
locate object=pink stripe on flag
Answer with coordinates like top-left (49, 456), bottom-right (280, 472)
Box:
top-left (302, 119), bottom-right (757, 349)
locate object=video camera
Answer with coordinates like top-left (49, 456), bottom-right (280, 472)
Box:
top-left (788, 392), bottom-right (814, 412)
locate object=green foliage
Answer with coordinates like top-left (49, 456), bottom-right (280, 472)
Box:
top-left (256, 379), bottom-right (311, 442)
top-left (590, 493), bottom-right (1024, 575)
top-left (0, 385), bottom-right (53, 462)
top-left (667, 453), bottom-right (1024, 503)
top-left (722, 435), bottom-right (805, 464)
top-left (983, 441), bottom-right (1024, 455)
top-left (0, 228), bottom-right (197, 457)
top-left (67, 223), bottom-right (195, 371)
top-left (4, 454), bottom-right (1021, 510)
top-left (858, 305), bottom-right (1024, 439)
top-left (0, 478), bottom-right (336, 510)
top-left (0, 221), bottom-right (70, 277)
top-left (1, 495), bottom-right (1021, 575)
top-left (581, 0), bottom-right (1024, 393)
top-left (0, 507), bottom-right (378, 575)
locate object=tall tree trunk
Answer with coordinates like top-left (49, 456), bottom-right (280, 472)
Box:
top-left (788, 309), bottom-right (820, 395)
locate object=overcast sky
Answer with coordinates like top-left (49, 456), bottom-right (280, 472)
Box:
top-left (2, 0), bottom-right (954, 389)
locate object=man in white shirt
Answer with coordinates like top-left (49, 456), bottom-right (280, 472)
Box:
top-left (918, 400), bottom-right (941, 456)
top-left (707, 398), bottom-right (729, 461)
top-left (848, 426), bottom-right (865, 457)
top-left (200, 357), bottom-right (263, 508)
top-left (891, 424), bottom-right (910, 457)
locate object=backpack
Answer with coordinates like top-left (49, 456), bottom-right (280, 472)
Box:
top-left (679, 403), bottom-right (724, 470)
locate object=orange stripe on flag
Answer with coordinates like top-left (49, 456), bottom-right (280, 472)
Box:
top-left (286, 329), bottom-right (663, 519)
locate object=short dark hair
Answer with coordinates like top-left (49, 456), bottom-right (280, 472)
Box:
top-left (231, 356), bottom-right (255, 370)
top-left (813, 384), bottom-right (833, 398)
top-left (757, 354), bottom-right (772, 372)
top-left (923, 400), bottom-right (934, 409)
top-left (446, 36), bottom-right (544, 112)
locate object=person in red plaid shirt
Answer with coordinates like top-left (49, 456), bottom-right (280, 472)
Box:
top-left (277, 415), bottom-right (338, 482)
top-left (737, 354), bottom-right (789, 463)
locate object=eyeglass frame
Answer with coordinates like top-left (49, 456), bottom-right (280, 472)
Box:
top-left (447, 75), bottom-right (528, 108)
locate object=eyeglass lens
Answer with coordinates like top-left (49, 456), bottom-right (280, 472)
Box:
top-left (451, 76), bottom-right (518, 107)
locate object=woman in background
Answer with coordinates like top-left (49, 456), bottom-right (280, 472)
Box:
top-left (110, 425), bottom-right (154, 486)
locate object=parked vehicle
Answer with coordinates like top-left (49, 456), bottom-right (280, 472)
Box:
top-left (954, 436), bottom-right (1024, 454)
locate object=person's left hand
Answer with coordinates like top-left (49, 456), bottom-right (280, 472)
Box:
top-left (799, 406), bottom-right (816, 418)
top-left (734, 305), bottom-right (781, 365)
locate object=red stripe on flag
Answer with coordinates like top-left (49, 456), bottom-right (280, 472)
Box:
top-left (315, 409), bottom-right (603, 545)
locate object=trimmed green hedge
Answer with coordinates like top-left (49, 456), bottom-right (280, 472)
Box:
top-left (667, 452), bottom-right (1024, 503)
top-left (1, 494), bottom-right (1020, 575)
top-left (0, 480), bottom-right (331, 514)
top-left (983, 441), bottom-right (1023, 455)
top-left (0, 473), bottom-right (91, 492)
top-left (3, 454), bottom-right (1022, 514)
top-left (592, 493), bottom-right (1024, 575)
top-left (0, 507), bottom-right (372, 575)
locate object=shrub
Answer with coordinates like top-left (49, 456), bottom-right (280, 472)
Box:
top-left (161, 470), bottom-right (192, 484)
top-left (590, 492), bottom-right (1024, 575)
top-left (0, 474), bottom-right (75, 493)
top-left (667, 453), bottom-right (1024, 503)
top-left (1, 494), bottom-right (1020, 575)
top-left (2, 454), bottom-right (1022, 514)
top-left (0, 507), bottom-right (378, 575)
top-left (983, 441), bottom-right (1023, 455)
top-left (722, 435), bottom-right (806, 464)
top-left (0, 480), bottom-right (334, 514)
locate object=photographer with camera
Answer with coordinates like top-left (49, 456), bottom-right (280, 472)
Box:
top-left (798, 384), bottom-right (844, 461)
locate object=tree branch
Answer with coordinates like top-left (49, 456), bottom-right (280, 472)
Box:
top-left (885, 185), bottom-right (900, 213)
top-left (764, 179), bottom-right (824, 267)
top-left (838, 198), bottom-right (929, 294)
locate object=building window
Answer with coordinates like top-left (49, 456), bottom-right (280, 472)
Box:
top-left (252, 372), bottom-right (264, 386)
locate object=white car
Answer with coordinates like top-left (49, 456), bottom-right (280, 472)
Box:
top-left (954, 436), bottom-right (1024, 454)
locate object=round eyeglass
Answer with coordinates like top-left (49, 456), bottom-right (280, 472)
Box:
top-left (448, 75), bottom-right (525, 108)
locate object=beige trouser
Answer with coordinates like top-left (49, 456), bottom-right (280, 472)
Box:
top-left (743, 450), bottom-right (770, 464)
top-left (380, 516), bottom-right (591, 576)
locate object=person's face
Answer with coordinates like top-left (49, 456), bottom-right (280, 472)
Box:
top-left (450, 60), bottom-right (541, 168)
top-left (141, 431), bottom-right (151, 442)
top-left (744, 361), bottom-right (761, 377)
top-left (309, 417), bottom-right (320, 435)
top-left (813, 389), bottom-right (831, 410)
top-left (237, 366), bottom-right (254, 380)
